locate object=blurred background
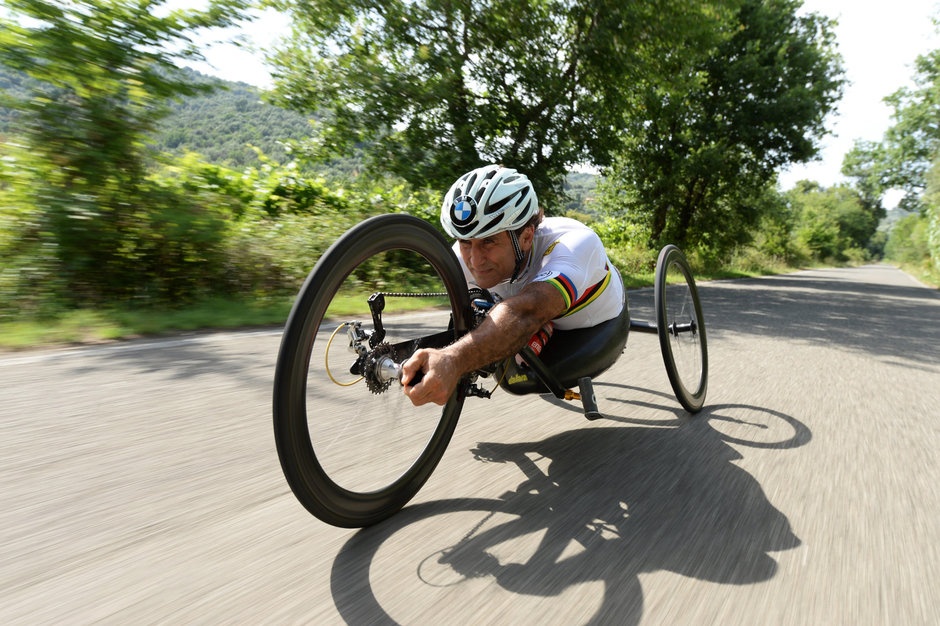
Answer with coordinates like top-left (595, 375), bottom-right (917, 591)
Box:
top-left (1, 0), bottom-right (938, 350)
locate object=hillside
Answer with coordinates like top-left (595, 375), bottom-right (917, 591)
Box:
top-left (562, 171), bottom-right (598, 214)
top-left (878, 207), bottom-right (914, 233)
top-left (152, 68), bottom-right (314, 168)
top-left (0, 65), bottom-right (314, 168)
top-left (1, 64), bottom-right (596, 200)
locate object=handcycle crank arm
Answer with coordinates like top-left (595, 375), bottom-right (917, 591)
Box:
top-left (386, 330), bottom-right (455, 388)
top-left (388, 330), bottom-right (455, 357)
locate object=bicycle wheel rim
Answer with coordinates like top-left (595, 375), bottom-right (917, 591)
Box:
top-left (655, 245), bottom-right (708, 413)
top-left (273, 214), bottom-right (471, 526)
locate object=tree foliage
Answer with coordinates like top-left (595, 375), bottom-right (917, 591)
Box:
top-left (596, 0), bottom-right (844, 252)
top-left (263, 0), bottom-right (739, 205)
top-left (885, 214), bottom-right (930, 265)
top-left (843, 45), bottom-right (940, 213)
top-left (929, 159), bottom-right (940, 274)
top-left (843, 28), bottom-right (940, 278)
top-left (890, 156), bottom-right (940, 276)
top-left (0, 0), bottom-right (245, 300)
top-left (786, 181), bottom-right (884, 261)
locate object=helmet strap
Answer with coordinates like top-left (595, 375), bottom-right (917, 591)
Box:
top-left (508, 230), bottom-right (526, 284)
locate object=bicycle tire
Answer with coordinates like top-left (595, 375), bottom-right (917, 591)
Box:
top-left (273, 214), bottom-right (471, 527)
top-left (654, 245), bottom-right (708, 413)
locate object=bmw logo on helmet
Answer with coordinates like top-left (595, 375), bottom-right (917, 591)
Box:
top-left (451, 195), bottom-right (477, 225)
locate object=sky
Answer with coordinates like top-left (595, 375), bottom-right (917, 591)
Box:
top-left (187, 1), bottom-right (940, 204)
top-left (778, 0), bottom-right (940, 201)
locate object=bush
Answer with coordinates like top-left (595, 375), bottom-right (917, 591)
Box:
top-left (727, 246), bottom-right (775, 274)
top-left (604, 243), bottom-right (658, 278)
top-left (0, 144), bottom-right (65, 318)
top-left (842, 246), bottom-right (870, 265)
top-left (0, 141), bottom-right (448, 317)
top-left (885, 214), bottom-right (930, 266)
top-left (593, 215), bottom-right (650, 249)
top-left (927, 197), bottom-right (939, 276)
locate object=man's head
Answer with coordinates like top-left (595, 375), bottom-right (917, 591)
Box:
top-left (441, 165), bottom-right (541, 286)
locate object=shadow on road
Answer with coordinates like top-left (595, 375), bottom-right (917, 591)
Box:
top-left (62, 335), bottom-right (276, 391)
top-left (546, 384), bottom-right (813, 450)
top-left (328, 405), bottom-right (810, 624)
top-left (698, 269), bottom-right (940, 367)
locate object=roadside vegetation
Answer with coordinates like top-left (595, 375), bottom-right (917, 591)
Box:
top-left (1, 0), bottom-right (937, 351)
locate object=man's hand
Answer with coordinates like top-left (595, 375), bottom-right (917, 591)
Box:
top-left (402, 281), bottom-right (566, 407)
top-left (402, 348), bottom-right (461, 406)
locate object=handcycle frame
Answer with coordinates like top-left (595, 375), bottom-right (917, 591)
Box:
top-left (273, 213), bottom-right (707, 527)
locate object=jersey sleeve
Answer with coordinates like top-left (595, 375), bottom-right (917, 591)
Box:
top-left (531, 227), bottom-right (613, 319)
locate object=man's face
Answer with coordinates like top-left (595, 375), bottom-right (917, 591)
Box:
top-left (458, 227), bottom-right (532, 289)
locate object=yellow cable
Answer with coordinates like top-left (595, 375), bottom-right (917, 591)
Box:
top-left (488, 358), bottom-right (510, 396)
top-left (325, 322), bottom-right (364, 387)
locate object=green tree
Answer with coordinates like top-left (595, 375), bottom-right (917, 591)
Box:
top-left (263, 0), bottom-right (738, 205)
top-left (884, 213), bottom-right (931, 266)
top-left (788, 181), bottom-right (883, 261)
top-left (749, 183), bottom-right (805, 263)
top-left (923, 156), bottom-right (940, 275)
top-left (0, 0), bottom-right (245, 301)
top-left (596, 0), bottom-right (843, 252)
top-left (843, 45), bottom-right (940, 213)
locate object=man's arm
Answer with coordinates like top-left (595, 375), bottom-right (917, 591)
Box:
top-left (402, 281), bottom-right (568, 406)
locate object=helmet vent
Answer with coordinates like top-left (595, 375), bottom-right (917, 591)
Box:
top-left (483, 187), bottom-right (523, 215)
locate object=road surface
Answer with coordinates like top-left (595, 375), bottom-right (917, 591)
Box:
top-left (2, 265), bottom-right (939, 624)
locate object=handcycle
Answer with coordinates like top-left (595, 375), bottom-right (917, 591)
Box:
top-left (273, 214), bottom-right (707, 528)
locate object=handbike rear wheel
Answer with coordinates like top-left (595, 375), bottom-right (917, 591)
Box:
top-left (654, 245), bottom-right (708, 413)
top-left (273, 214), bottom-right (471, 527)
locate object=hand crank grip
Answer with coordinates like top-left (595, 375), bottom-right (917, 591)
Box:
top-left (404, 367), bottom-right (425, 388)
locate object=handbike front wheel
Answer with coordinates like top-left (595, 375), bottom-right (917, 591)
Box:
top-left (654, 245), bottom-right (708, 413)
top-left (273, 214), bottom-right (471, 527)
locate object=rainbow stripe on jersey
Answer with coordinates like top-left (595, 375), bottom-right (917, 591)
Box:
top-left (545, 264), bottom-right (612, 317)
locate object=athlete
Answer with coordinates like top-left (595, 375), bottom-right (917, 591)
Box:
top-left (402, 164), bottom-right (624, 406)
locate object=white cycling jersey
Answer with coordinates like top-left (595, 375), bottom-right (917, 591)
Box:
top-left (454, 216), bottom-right (625, 331)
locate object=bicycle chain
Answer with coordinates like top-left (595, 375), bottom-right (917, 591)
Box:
top-left (375, 291), bottom-right (448, 298)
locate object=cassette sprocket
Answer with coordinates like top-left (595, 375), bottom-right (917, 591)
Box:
top-left (363, 343), bottom-right (399, 394)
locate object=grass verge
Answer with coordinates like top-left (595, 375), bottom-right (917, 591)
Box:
top-left (0, 297), bottom-right (293, 351)
top-left (893, 262), bottom-right (940, 288)
top-left (6, 257), bottom-right (911, 352)
top-left (0, 294), bottom-right (455, 351)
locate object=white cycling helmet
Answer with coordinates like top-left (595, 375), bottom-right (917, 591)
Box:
top-left (440, 165), bottom-right (538, 240)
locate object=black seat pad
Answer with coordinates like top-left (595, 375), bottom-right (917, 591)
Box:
top-left (497, 296), bottom-right (630, 395)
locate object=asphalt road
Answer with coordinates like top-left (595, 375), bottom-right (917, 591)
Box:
top-left (2, 265), bottom-right (939, 624)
